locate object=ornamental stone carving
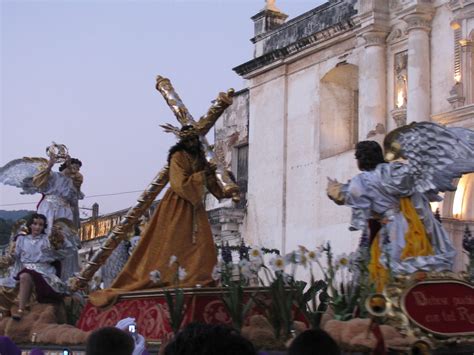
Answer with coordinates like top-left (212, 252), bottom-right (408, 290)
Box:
top-left (362, 32), bottom-right (387, 48)
top-left (391, 107), bottom-right (407, 127)
top-left (448, 0), bottom-right (474, 11)
top-left (387, 28), bottom-right (403, 43)
top-left (403, 14), bottom-right (432, 32)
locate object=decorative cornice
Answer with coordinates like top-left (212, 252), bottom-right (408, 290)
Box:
top-left (390, 0), bottom-right (404, 12)
top-left (432, 103), bottom-right (474, 126)
top-left (234, 20), bottom-right (357, 77)
top-left (447, 0), bottom-right (474, 12)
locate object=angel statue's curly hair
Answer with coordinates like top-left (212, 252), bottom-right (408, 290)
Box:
top-left (59, 158), bottom-right (82, 172)
top-left (26, 213), bottom-right (48, 234)
top-left (355, 141), bottom-right (385, 171)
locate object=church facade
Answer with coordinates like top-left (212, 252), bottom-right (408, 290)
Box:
top-left (208, 0), bottom-right (474, 270)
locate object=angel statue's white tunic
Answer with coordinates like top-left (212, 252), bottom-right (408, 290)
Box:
top-left (14, 233), bottom-right (67, 294)
top-left (35, 171), bottom-right (82, 281)
top-left (36, 171), bottom-right (81, 234)
top-left (343, 162), bottom-right (456, 274)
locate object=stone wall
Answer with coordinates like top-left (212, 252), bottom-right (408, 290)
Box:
top-left (205, 89), bottom-right (249, 245)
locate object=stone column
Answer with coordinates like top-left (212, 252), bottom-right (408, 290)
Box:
top-left (359, 31), bottom-right (387, 141)
top-left (404, 13), bottom-right (432, 123)
top-left (461, 39), bottom-right (473, 105)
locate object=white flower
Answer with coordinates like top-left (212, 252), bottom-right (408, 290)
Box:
top-left (150, 270), bottom-right (161, 284)
top-left (149, 269), bottom-right (161, 284)
top-left (269, 255), bottom-right (286, 272)
top-left (211, 264), bottom-right (221, 281)
top-left (307, 250), bottom-right (319, 262)
top-left (250, 257), bottom-right (263, 272)
top-left (249, 247), bottom-right (262, 260)
top-left (178, 266), bottom-right (187, 281)
top-left (298, 245), bottom-right (309, 253)
top-left (297, 251), bottom-right (308, 267)
top-left (169, 255), bottom-right (177, 267)
top-left (336, 253), bottom-right (350, 269)
top-left (249, 247), bottom-right (264, 268)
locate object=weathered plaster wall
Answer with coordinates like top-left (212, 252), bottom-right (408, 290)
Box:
top-left (244, 71), bottom-right (286, 251)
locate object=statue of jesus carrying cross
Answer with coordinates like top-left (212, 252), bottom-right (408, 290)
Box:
top-left (72, 77), bottom-right (239, 307)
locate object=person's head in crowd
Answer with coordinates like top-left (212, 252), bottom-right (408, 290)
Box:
top-left (288, 329), bottom-right (340, 355)
top-left (0, 336), bottom-right (21, 355)
top-left (164, 322), bottom-right (256, 355)
top-left (86, 326), bottom-right (134, 355)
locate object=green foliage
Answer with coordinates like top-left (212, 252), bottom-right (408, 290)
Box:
top-left (163, 258), bottom-right (187, 334)
top-left (213, 240), bottom-right (376, 337)
top-left (293, 279), bottom-right (329, 329)
top-left (268, 272), bottom-right (294, 338)
top-left (0, 218), bottom-right (12, 245)
top-left (164, 288), bottom-right (185, 334)
top-left (0, 210), bottom-right (34, 245)
top-left (252, 272), bottom-right (292, 339)
top-left (63, 294), bottom-right (85, 326)
top-left (322, 242), bottom-right (375, 321)
top-left (219, 262), bottom-right (255, 330)
top-left (0, 210), bottom-right (33, 221)
top-left (221, 281), bottom-right (254, 331)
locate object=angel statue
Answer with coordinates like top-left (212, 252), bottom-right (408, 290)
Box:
top-left (0, 219), bottom-right (28, 288)
top-left (0, 143), bottom-right (84, 282)
top-left (327, 122), bottom-right (474, 292)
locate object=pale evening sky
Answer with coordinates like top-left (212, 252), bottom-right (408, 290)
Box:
top-left (1, 0), bottom-right (325, 216)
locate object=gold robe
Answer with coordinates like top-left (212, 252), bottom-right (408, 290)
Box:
top-left (89, 150), bottom-right (224, 307)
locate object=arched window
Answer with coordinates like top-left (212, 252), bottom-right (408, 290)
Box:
top-left (319, 64), bottom-right (359, 158)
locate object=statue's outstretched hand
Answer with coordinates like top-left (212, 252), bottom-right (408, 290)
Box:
top-left (205, 161), bottom-right (217, 176)
top-left (47, 155), bottom-right (57, 169)
top-left (326, 177), bottom-right (345, 205)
